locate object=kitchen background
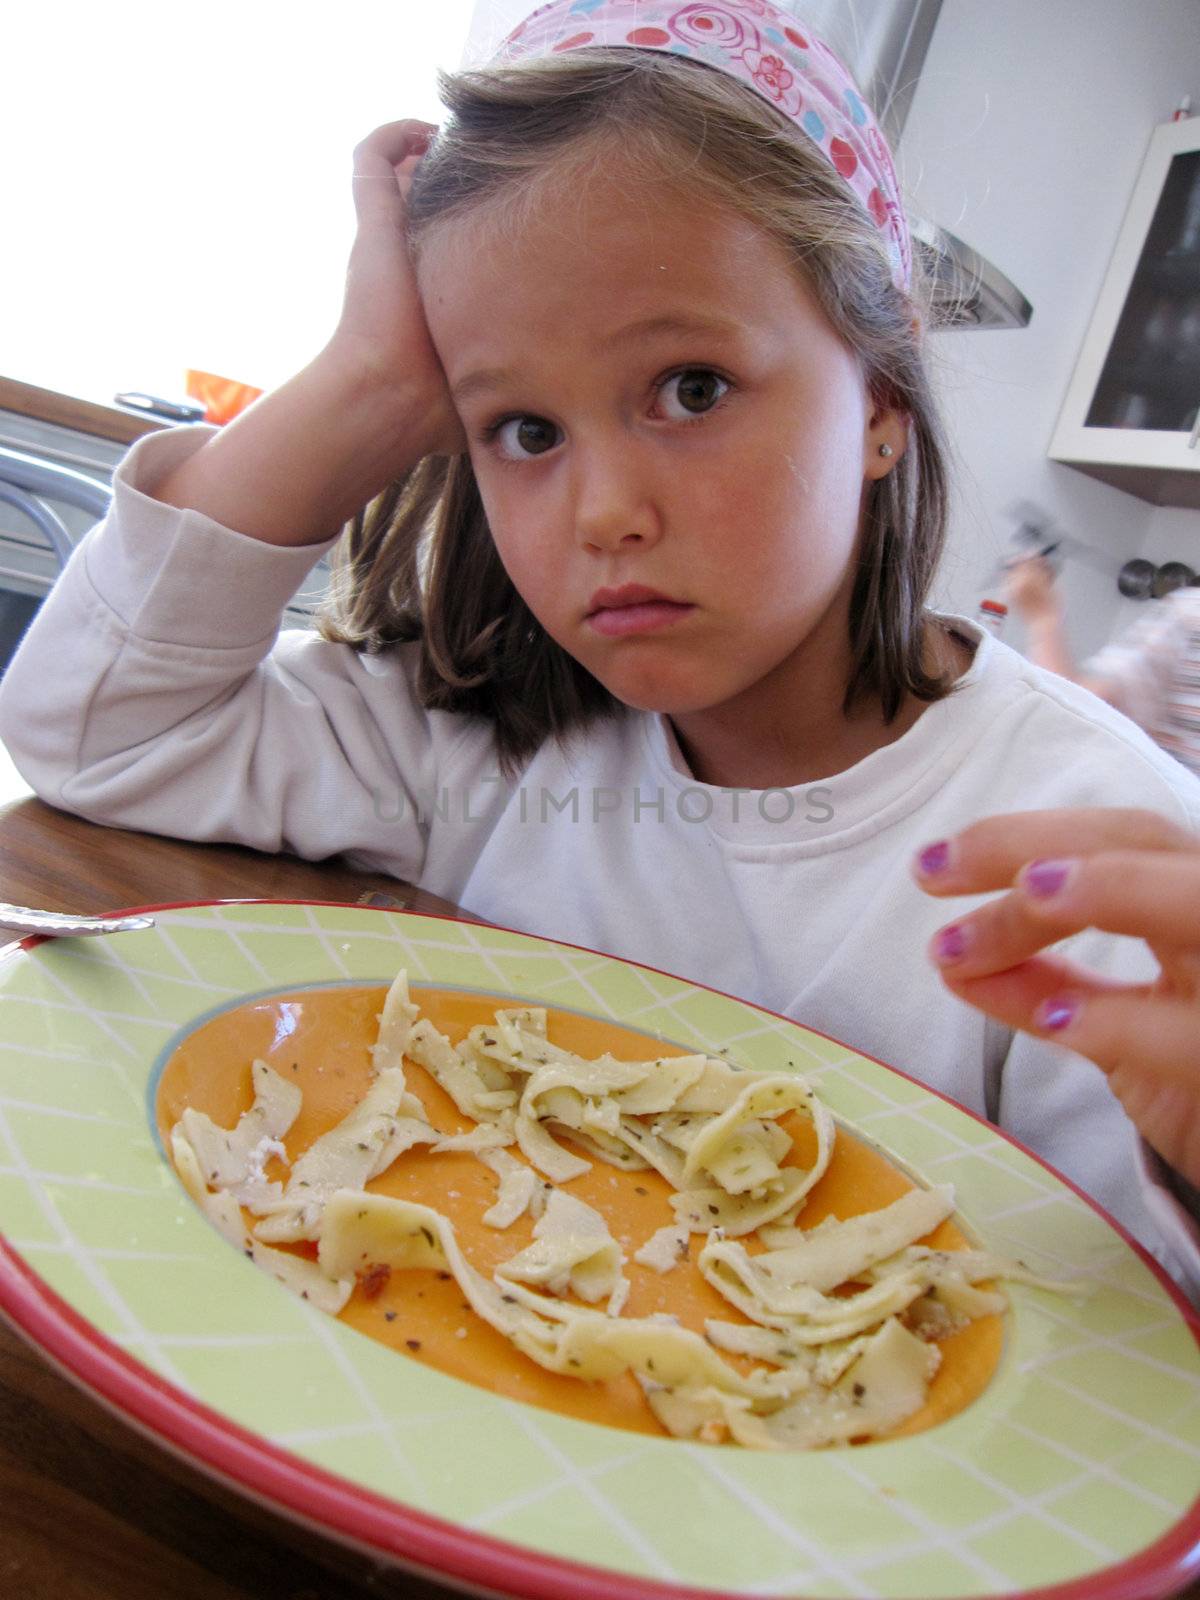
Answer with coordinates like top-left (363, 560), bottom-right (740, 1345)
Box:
top-left (899, 0), bottom-right (1200, 656)
top-left (1, 0), bottom-right (1197, 671)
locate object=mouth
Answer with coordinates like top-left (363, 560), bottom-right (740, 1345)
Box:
top-left (585, 584), bottom-right (695, 638)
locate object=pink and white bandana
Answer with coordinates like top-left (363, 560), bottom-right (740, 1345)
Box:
top-left (496, 0), bottom-right (912, 292)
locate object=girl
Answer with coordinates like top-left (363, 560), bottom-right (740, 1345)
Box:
top-left (2, 0), bottom-right (1198, 1293)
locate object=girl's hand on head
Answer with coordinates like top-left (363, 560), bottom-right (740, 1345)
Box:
top-left (912, 807), bottom-right (1200, 1185)
top-left (324, 120), bottom-right (465, 457)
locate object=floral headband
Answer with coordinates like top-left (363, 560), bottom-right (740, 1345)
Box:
top-left (496, 0), bottom-right (913, 293)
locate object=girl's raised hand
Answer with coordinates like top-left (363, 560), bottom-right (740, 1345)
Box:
top-left (327, 120), bottom-right (464, 458)
top-left (912, 808), bottom-right (1200, 1184)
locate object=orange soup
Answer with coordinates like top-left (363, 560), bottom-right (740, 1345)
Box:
top-left (157, 985), bottom-right (1003, 1442)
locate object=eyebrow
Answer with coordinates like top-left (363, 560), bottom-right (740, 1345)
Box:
top-left (449, 312), bottom-right (744, 406)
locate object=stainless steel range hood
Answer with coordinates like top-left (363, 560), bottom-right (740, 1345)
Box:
top-left (798, 0), bottom-right (1033, 329)
top-left (911, 217), bottom-right (1034, 329)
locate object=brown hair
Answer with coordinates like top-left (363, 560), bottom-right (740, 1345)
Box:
top-left (319, 48), bottom-right (954, 776)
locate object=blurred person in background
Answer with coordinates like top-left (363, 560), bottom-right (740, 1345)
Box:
top-left (1005, 556), bottom-right (1200, 778)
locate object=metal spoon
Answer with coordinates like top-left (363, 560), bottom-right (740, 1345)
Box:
top-left (0, 902), bottom-right (156, 939)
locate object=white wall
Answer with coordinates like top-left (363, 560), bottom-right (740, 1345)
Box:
top-left (899, 0), bottom-right (1200, 657)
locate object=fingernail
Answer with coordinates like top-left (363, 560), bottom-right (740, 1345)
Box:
top-left (934, 923), bottom-right (969, 964)
top-left (1023, 858), bottom-right (1074, 898)
top-left (917, 840), bottom-right (953, 876)
top-left (1036, 996), bottom-right (1078, 1032)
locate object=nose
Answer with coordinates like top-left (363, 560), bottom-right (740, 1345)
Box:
top-left (571, 436), bottom-right (662, 554)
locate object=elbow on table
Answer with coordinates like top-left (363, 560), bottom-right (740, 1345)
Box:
top-left (0, 672), bottom-right (125, 821)
top-left (0, 686), bottom-right (69, 809)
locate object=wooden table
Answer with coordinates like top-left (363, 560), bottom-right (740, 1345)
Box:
top-left (0, 780), bottom-right (478, 1599)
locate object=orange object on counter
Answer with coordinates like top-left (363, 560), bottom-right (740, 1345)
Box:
top-left (185, 368), bottom-right (264, 425)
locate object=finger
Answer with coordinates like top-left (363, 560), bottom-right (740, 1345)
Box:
top-left (928, 849), bottom-right (1200, 980)
top-left (936, 951), bottom-right (1134, 1031)
top-left (912, 807), bottom-right (1190, 897)
top-left (353, 120), bottom-right (438, 173)
top-left (1050, 992), bottom-right (1200, 1183)
top-left (1015, 849), bottom-right (1200, 954)
top-left (351, 121), bottom-right (437, 226)
top-left (945, 972), bottom-right (1200, 1184)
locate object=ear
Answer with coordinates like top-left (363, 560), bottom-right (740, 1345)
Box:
top-left (862, 402), bottom-right (909, 481)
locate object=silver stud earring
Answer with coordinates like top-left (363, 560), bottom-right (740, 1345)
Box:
top-left (878, 443), bottom-right (894, 458)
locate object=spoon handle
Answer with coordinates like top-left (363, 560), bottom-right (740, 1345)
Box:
top-left (0, 902), bottom-right (156, 939)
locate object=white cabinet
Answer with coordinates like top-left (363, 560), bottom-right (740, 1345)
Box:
top-left (1050, 117), bottom-right (1200, 508)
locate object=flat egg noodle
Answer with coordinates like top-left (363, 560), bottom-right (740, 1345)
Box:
top-left (371, 969), bottom-right (421, 1074)
top-left (515, 1106), bottom-right (593, 1182)
top-left (171, 1130), bottom-right (352, 1314)
top-left (701, 1320), bottom-right (876, 1387)
top-left (548, 1119), bottom-right (652, 1170)
top-left (747, 1184), bottom-right (957, 1293)
top-left (495, 1187), bottom-right (630, 1315)
top-left (176, 1058), bottom-right (301, 1193)
top-left (633, 1222), bottom-right (691, 1274)
top-left (252, 1067), bottom-right (438, 1242)
top-left (318, 1192), bottom-right (804, 1405)
top-left (405, 1019), bottom-right (513, 1123)
top-left (430, 1116), bottom-right (517, 1154)
top-left (476, 1147), bottom-right (546, 1228)
top-left (699, 1234), bottom-right (934, 1342)
top-left (748, 1317), bottom-right (940, 1449)
top-left (874, 1244), bottom-right (1085, 1293)
top-left (671, 1164), bottom-right (827, 1239)
top-left (651, 1317), bottom-right (939, 1449)
top-left (681, 1075), bottom-right (830, 1187)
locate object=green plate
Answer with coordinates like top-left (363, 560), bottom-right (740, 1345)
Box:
top-left (1, 900), bottom-right (1198, 1600)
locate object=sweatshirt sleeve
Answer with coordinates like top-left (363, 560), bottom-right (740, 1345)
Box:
top-left (0, 425), bottom-right (452, 876)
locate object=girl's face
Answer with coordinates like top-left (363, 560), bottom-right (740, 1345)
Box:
top-left (417, 161), bottom-right (902, 778)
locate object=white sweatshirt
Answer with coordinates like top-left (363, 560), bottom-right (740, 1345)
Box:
top-left (4, 425), bottom-right (1200, 1292)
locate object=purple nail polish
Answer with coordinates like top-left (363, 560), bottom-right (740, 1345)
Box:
top-left (918, 840), bottom-right (951, 875)
top-left (1024, 859), bottom-right (1071, 898)
top-left (935, 924), bottom-right (968, 963)
top-left (1037, 998), bottom-right (1077, 1032)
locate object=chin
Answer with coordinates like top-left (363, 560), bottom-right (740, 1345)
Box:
top-left (595, 671), bottom-right (725, 718)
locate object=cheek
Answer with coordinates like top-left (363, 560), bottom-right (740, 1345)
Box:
top-left (713, 390), bottom-right (863, 519)
top-left (470, 466), bottom-right (563, 616)
top-left (717, 454), bottom-right (859, 587)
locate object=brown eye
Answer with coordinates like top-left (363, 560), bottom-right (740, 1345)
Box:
top-left (661, 370), bottom-right (729, 418)
top-left (496, 415), bottom-right (560, 459)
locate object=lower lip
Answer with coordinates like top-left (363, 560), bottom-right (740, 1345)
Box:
top-left (587, 601), bottom-right (694, 637)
